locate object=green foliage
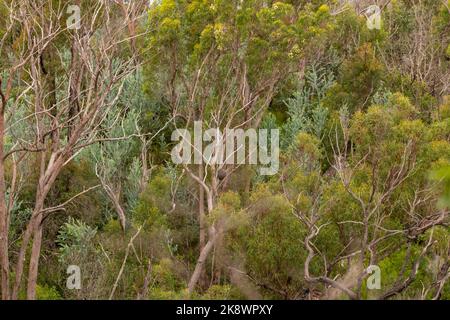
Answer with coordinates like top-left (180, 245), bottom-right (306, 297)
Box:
top-left (4, 0), bottom-right (449, 301)
top-left (132, 170), bottom-right (171, 229)
top-left (56, 217), bottom-right (97, 263)
top-left (229, 187), bottom-right (307, 298)
top-left (201, 284), bottom-right (244, 300)
top-left (35, 285), bottom-right (62, 300)
top-left (323, 43), bottom-right (385, 113)
top-left (146, 258), bottom-right (187, 299)
top-left (281, 66), bottom-right (332, 148)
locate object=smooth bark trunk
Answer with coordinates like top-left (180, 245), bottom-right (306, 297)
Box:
top-left (188, 227), bottom-right (217, 295)
top-left (0, 105), bottom-right (10, 300)
top-left (198, 165), bottom-right (206, 251)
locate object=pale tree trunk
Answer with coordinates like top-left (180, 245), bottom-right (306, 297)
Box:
top-left (26, 215), bottom-right (43, 300)
top-left (197, 165), bottom-right (207, 289)
top-left (96, 170), bottom-right (127, 232)
top-left (24, 48), bottom-right (60, 300)
top-left (11, 151), bottom-right (73, 299)
top-left (198, 165), bottom-right (206, 251)
top-left (26, 178), bottom-right (47, 300)
top-left (187, 179), bottom-right (216, 295)
top-left (188, 226), bottom-right (218, 295)
top-left (11, 219), bottom-right (34, 299)
top-left (26, 150), bottom-right (65, 299)
top-left (15, 148), bottom-right (63, 299)
top-left (0, 98), bottom-right (10, 300)
top-left (25, 189), bottom-right (45, 299)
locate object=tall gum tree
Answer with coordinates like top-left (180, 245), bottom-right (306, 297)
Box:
top-left (144, 0), bottom-right (334, 294)
top-left (0, 0), bottom-right (148, 300)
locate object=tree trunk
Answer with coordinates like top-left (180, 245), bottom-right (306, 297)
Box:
top-left (25, 188), bottom-right (46, 300)
top-left (198, 165), bottom-right (206, 251)
top-left (20, 153), bottom-right (63, 299)
top-left (188, 227), bottom-right (218, 295)
top-left (25, 164), bottom-right (61, 299)
top-left (11, 217), bottom-right (35, 299)
top-left (26, 215), bottom-right (43, 300)
top-left (0, 105), bottom-right (10, 300)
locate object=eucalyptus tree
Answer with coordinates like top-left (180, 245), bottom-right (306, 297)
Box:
top-left (301, 94), bottom-right (449, 299)
top-left (144, 0), bottom-right (335, 294)
top-left (0, 0), bottom-right (148, 299)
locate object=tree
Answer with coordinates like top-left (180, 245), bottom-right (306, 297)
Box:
top-left (145, 0), bottom-right (334, 295)
top-left (0, 0), bottom-right (148, 299)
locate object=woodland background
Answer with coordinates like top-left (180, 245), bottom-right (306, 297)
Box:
top-left (0, 0), bottom-right (449, 300)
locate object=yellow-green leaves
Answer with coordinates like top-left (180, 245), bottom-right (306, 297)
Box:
top-left (388, 93), bottom-right (418, 121)
top-left (161, 17), bottom-right (181, 37)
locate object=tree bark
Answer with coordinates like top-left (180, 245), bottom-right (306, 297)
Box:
top-left (188, 227), bottom-right (218, 295)
top-left (11, 217), bottom-right (34, 299)
top-left (198, 165), bottom-right (206, 251)
top-left (0, 90), bottom-right (10, 300)
top-left (25, 181), bottom-right (47, 300)
top-left (26, 215), bottom-right (43, 300)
